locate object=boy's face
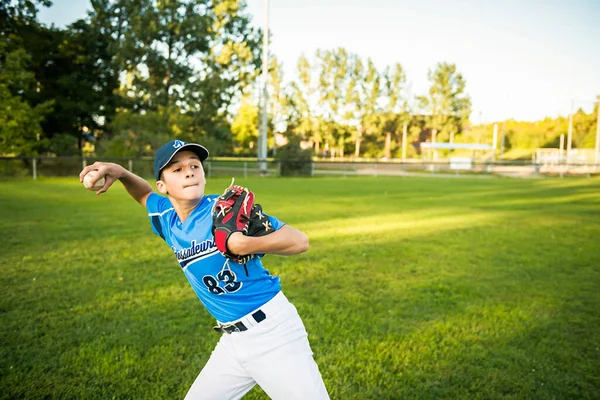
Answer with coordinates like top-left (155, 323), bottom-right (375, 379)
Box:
top-left (156, 150), bottom-right (206, 201)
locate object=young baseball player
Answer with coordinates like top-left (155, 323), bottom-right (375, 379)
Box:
top-left (79, 140), bottom-right (329, 400)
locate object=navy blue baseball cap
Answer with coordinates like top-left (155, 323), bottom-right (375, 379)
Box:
top-left (154, 140), bottom-right (209, 181)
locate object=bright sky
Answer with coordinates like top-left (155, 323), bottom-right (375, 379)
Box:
top-left (39, 0), bottom-right (600, 123)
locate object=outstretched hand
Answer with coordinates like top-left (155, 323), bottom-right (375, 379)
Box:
top-left (79, 162), bottom-right (126, 195)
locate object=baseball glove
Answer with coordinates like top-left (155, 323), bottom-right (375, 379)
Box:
top-left (212, 180), bottom-right (255, 264)
top-left (212, 180), bottom-right (277, 265)
top-left (246, 204), bottom-right (274, 237)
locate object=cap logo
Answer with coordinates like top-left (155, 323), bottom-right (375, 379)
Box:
top-left (173, 140), bottom-right (186, 149)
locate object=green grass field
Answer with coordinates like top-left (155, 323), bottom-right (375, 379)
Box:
top-left (1, 175), bottom-right (599, 399)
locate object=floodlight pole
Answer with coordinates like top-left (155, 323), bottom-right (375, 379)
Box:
top-left (567, 99), bottom-right (573, 163)
top-left (259, 0), bottom-right (269, 175)
top-left (560, 133), bottom-right (565, 162)
top-left (401, 123), bottom-right (407, 161)
top-left (492, 123), bottom-right (498, 162)
top-left (500, 122), bottom-right (506, 160)
top-left (595, 100), bottom-right (600, 166)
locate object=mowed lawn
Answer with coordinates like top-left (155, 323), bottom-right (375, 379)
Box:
top-left (1, 175), bottom-right (599, 400)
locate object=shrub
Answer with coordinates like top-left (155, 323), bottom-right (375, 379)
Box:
top-left (275, 135), bottom-right (313, 177)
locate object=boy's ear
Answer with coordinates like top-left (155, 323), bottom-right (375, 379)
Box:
top-left (156, 180), bottom-right (168, 194)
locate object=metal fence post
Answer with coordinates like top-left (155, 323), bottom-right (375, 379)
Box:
top-left (32, 157), bottom-right (37, 180)
top-left (128, 159), bottom-right (133, 172)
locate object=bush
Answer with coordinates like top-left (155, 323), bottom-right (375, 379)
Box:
top-left (275, 136), bottom-right (313, 177)
top-left (49, 134), bottom-right (80, 156)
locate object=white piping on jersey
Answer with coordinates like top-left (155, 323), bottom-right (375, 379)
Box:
top-left (148, 207), bottom-right (174, 217)
top-left (220, 258), bottom-right (232, 276)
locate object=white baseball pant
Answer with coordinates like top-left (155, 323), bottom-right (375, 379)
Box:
top-left (184, 291), bottom-right (330, 400)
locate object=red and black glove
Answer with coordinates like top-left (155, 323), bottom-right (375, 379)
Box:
top-left (212, 183), bottom-right (255, 263)
top-left (246, 204), bottom-right (274, 237)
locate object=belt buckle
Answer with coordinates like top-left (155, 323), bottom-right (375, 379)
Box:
top-left (213, 312), bottom-right (263, 334)
top-left (213, 322), bottom-right (240, 334)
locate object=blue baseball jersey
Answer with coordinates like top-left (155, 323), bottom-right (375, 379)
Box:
top-left (146, 193), bottom-right (285, 323)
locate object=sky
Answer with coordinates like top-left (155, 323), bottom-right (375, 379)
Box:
top-left (38, 0), bottom-right (600, 123)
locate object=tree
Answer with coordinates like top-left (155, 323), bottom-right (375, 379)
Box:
top-left (97, 110), bottom-right (170, 157)
top-left (231, 95), bottom-right (259, 153)
top-left (87, 0), bottom-right (262, 154)
top-left (355, 58), bottom-right (378, 157)
top-left (2, 0), bottom-right (120, 155)
top-left (418, 62), bottom-right (471, 144)
top-left (23, 21), bottom-right (118, 153)
top-left (380, 63), bottom-right (409, 159)
top-left (0, 0), bottom-right (53, 155)
top-left (0, 0), bottom-right (52, 34)
top-left (0, 45), bottom-right (53, 155)
top-left (268, 55), bottom-right (288, 149)
top-left (315, 48), bottom-right (367, 158)
top-left (288, 54), bottom-right (320, 152)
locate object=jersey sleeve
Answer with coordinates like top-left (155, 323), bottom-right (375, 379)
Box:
top-left (146, 193), bottom-right (173, 239)
top-left (267, 214), bottom-right (285, 231)
top-left (252, 212), bottom-right (285, 259)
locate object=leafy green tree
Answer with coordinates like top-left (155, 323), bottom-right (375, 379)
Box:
top-left (89, 0), bottom-right (261, 133)
top-left (23, 21), bottom-right (117, 153)
top-left (355, 58), bottom-right (380, 157)
top-left (381, 63), bottom-right (409, 159)
top-left (268, 55), bottom-right (288, 147)
top-left (0, 0), bottom-right (51, 34)
top-left (2, 0), bottom-right (120, 154)
top-left (288, 54), bottom-right (321, 152)
top-left (0, 0), bottom-right (54, 155)
top-left (0, 45), bottom-right (53, 155)
top-left (316, 48), bottom-right (365, 158)
top-left (572, 106), bottom-right (597, 148)
top-left (97, 110), bottom-right (170, 157)
top-left (231, 95), bottom-right (259, 154)
top-left (418, 62), bottom-right (471, 144)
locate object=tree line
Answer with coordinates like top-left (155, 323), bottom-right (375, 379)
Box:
top-left (1, 0), bottom-right (261, 158)
top-left (1, 0), bottom-right (597, 161)
top-left (234, 50), bottom-right (471, 159)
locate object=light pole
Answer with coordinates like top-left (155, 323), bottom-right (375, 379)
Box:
top-left (567, 99), bottom-right (573, 163)
top-left (595, 101), bottom-right (600, 168)
top-left (258, 0), bottom-right (269, 175)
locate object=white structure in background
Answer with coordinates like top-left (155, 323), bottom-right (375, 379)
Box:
top-left (420, 143), bottom-right (494, 171)
top-left (535, 148), bottom-right (595, 165)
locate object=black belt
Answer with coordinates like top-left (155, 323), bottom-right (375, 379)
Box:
top-left (213, 309), bottom-right (267, 334)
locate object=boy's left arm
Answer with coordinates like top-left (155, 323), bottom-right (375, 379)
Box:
top-left (227, 226), bottom-right (309, 256)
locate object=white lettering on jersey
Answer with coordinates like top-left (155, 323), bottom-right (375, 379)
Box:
top-left (173, 239), bottom-right (218, 267)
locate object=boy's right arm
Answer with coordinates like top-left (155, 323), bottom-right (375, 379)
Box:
top-left (79, 162), bottom-right (154, 207)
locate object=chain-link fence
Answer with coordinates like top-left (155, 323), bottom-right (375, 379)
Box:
top-left (0, 157), bottom-right (282, 180)
top-left (1, 156), bottom-right (599, 180)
